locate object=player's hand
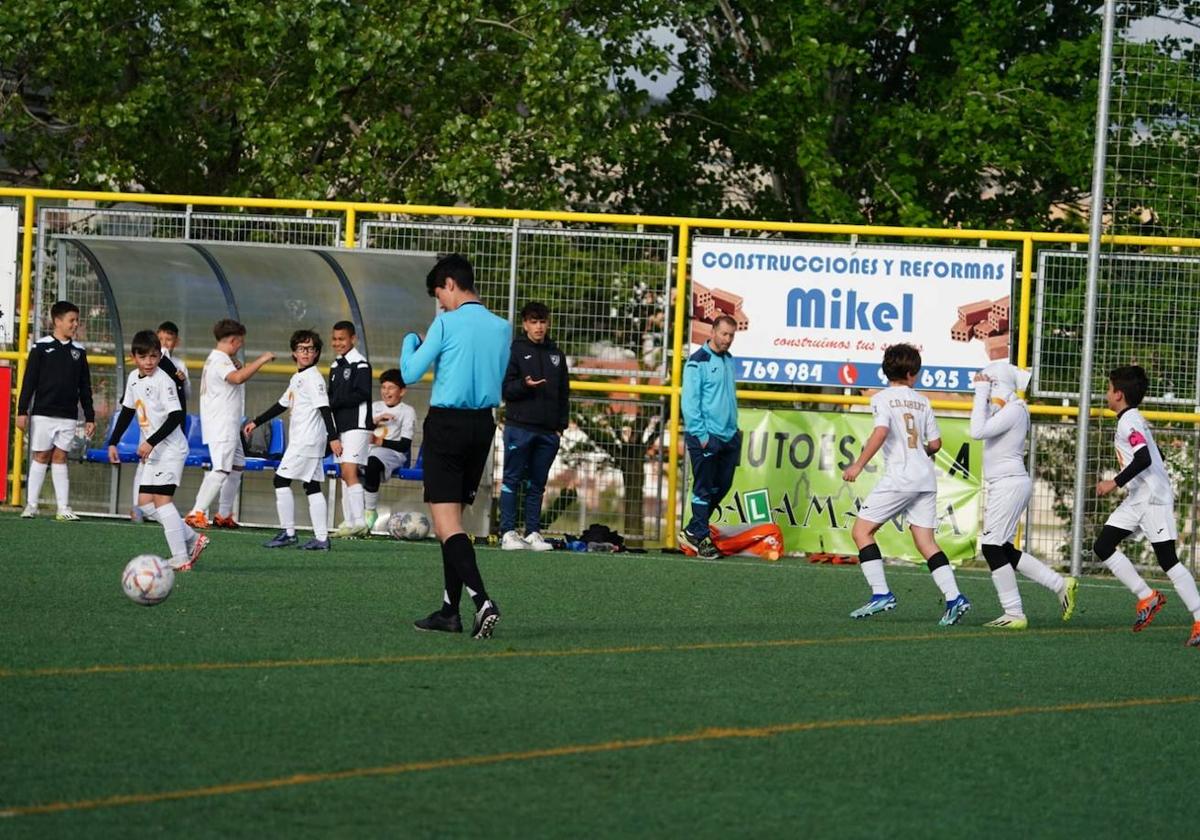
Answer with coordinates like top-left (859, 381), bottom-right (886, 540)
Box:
top-left (242, 421), bottom-right (256, 437)
top-left (84, 421), bottom-right (95, 438)
top-left (1096, 478), bottom-right (1118, 497)
top-left (259, 351), bottom-right (276, 364)
top-left (136, 441), bottom-right (153, 460)
top-left (330, 439), bottom-right (343, 458)
top-left (972, 372), bottom-right (992, 384)
top-left (524, 376), bottom-right (547, 388)
top-left (375, 413), bottom-right (394, 423)
top-left (843, 463), bottom-right (863, 482)
top-left (174, 368), bottom-right (186, 381)
top-left (107, 445), bottom-right (120, 464)
top-left (15, 414), bottom-right (27, 431)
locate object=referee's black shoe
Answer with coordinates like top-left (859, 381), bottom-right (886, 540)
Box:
top-left (472, 600), bottom-right (501, 640)
top-left (414, 610), bottom-right (463, 634)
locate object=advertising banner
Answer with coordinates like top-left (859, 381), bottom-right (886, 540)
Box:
top-left (690, 238), bottom-right (1014, 392)
top-left (694, 408), bottom-right (982, 562)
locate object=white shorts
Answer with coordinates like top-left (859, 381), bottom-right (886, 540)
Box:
top-left (208, 437), bottom-right (246, 473)
top-left (277, 448), bottom-right (325, 484)
top-left (30, 416), bottom-right (77, 452)
top-left (139, 448), bottom-right (186, 489)
top-left (338, 430), bottom-right (371, 466)
top-left (981, 475), bottom-right (1033, 546)
top-left (368, 445), bottom-right (408, 479)
top-left (858, 488), bottom-right (938, 530)
top-left (1106, 496), bottom-right (1178, 543)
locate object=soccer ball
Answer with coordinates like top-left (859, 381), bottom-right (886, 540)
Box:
top-left (388, 511), bottom-right (432, 541)
top-left (121, 554), bottom-right (175, 606)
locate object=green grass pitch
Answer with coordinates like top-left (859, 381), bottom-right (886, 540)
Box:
top-left (1, 511), bottom-right (1197, 837)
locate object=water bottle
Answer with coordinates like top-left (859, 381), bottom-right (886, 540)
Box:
top-left (587, 542), bottom-right (618, 553)
top-left (568, 540), bottom-right (588, 552)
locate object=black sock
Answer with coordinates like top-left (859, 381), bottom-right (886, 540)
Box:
top-left (439, 540), bottom-right (463, 616)
top-left (859, 543), bottom-right (882, 564)
top-left (926, 551), bottom-right (950, 572)
top-left (444, 532), bottom-right (488, 610)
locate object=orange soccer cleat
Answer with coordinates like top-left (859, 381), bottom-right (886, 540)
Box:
top-left (1133, 590), bottom-right (1167, 633)
top-left (184, 511), bottom-right (211, 530)
top-left (213, 514), bottom-right (240, 529)
top-left (1187, 622), bottom-right (1200, 648)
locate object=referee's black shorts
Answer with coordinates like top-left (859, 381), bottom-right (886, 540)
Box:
top-left (422, 407), bottom-right (496, 505)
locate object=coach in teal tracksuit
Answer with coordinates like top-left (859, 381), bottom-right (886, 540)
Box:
top-left (680, 315), bottom-right (740, 558)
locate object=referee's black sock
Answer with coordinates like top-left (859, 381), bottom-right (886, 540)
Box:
top-left (444, 532), bottom-right (489, 610)
top-left (440, 540), bottom-right (463, 617)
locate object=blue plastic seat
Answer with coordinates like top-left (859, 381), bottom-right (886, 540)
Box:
top-left (395, 445), bottom-right (424, 482)
top-left (243, 418), bottom-right (285, 471)
top-left (85, 414), bottom-right (142, 463)
top-left (184, 414), bottom-right (211, 467)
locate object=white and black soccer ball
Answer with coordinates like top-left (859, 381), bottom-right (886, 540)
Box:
top-left (121, 554), bottom-right (175, 606)
top-left (388, 511), bottom-right (431, 541)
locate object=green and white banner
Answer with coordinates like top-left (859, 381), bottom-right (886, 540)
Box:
top-left (696, 408), bottom-right (982, 562)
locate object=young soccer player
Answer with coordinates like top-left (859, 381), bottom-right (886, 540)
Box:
top-left (16, 300), bottom-right (95, 520)
top-left (130, 320), bottom-right (190, 522)
top-left (402, 254), bottom-right (510, 639)
top-left (362, 369), bottom-right (416, 531)
top-left (244, 330), bottom-right (343, 550)
top-left (107, 330), bottom-right (208, 570)
top-left (842, 343), bottom-right (971, 625)
top-left (329, 320), bottom-right (373, 539)
top-left (1093, 365), bottom-right (1200, 646)
top-left (970, 362), bottom-right (1078, 628)
top-left (186, 319), bottom-right (275, 529)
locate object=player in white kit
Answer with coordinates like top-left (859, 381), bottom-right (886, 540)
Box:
top-left (362, 369), bottom-right (417, 531)
top-left (107, 330), bottom-right (208, 570)
top-left (842, 343), bottom-right (971, 626)
top-left (970, 361), bottom-right (1078, 629)
top-left (185, 319), bottom-right (275, 529)
top-left (244, 329), bottom-right (343, 550)
top-left (1093, 365), bottom-right (1200, 646)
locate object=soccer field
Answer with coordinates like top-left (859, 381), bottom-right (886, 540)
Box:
top-left (1, 511), bottom-right (1196, 837)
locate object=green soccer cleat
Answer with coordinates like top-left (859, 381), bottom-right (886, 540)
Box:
top-left (850, 592), bottom-right (898, 619)
top-left (55, 508), bottom-right (80, 522)
top-left (1060, 576), bottom-right (1079, 622)
top-left (984, 614), bottom-right (1028, 630)
top-left (364, 509), bottom-right (378, 532)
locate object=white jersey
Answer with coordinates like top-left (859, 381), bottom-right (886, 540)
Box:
top-left (121, 368), bottom-right (187, 460)
top-left (870, 385), bottom-right (939, 492)
top-left (279, 365), bottom-right (331, 456)
top-left (200, 349), bottom-right (244, 443)
top-left (969, 379), bottom-right (1029, 480)
top-left (372, 400), bottom-right (416, 443)
top-left (1115, 408), bottom-right (1172, 505)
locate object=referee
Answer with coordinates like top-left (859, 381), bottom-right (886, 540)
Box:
top-left (401, 254), bottom-right (511, 639)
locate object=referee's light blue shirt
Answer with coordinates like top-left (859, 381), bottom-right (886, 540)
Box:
top-left (401, 301), bottom-right (512, 409)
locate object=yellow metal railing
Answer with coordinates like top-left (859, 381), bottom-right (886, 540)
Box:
top-left (9, 186), bottom-right (1200, 543)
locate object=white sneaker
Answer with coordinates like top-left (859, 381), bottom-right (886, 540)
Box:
top-left (501, 530), bottom-right (527, 551)
top-left (21, 504), bottom-right (38, 519)
top-left (55, 508), bottom-right (80, 522)
top-left (525, 531), bottom-right (554, 552)
top-left (331, 522), bottom-right (362, 540)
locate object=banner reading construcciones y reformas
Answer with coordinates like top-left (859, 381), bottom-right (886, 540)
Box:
top-left (694, 409), bottom-right (982, 562)
top-left (690, 237), bottom-right (1014, 392)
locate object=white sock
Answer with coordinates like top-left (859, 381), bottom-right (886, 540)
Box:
top-left (307, 491), bottom-right (329, 541)
top-left (346, 483), bottom-right (366, 527)
top-left (1166, 564), bottom-right (1200, 620)
top-left (990, 565), bottom-right (1024, 617)
top-left (138, 501), bottom-right (159, 523)
top-left (275, 487), bottom-right (296, 536)
top-left (26, 461), bottom-right (48, 506)
top-left (191, 470), bottom-right (226, 517)
top-left (1103, 550), bottom-right (1152, 600)
top-left (131, 463), bottom-right (143, 513)
top-left (156, 503), bottom-right (189, 564)
top-left (931, 565), bottom-right (961, 601)
top-left (860, 558), bottom-right (890, 595)
top-left (365, 489), bottom-right (380, 511)
top-left (1016, 552), bottom-right (1066, 595)
top-left (50, 463), bottom-right (70, 511)
top-left (218, 469), bottom-right (243, 518)
top-left (340, 480), bottom-right (351, 523)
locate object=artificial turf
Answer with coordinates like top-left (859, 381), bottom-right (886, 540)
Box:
top-left (1, 510), bottom-right (1197, 838)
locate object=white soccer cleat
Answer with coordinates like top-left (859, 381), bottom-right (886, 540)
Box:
top-left (524, 531), bottom-right (554, 552)
top-left (55, 508), bottom-right (80, 522)
top-left (20, 504), bottom-right (38, 519)
top-left (501, 530), bottom-right (527, 551)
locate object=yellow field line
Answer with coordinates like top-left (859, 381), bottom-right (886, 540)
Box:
top-left (3, 693), bottom-right (1195, 818)
top-left (0, 625), bottom-right (1135, 680)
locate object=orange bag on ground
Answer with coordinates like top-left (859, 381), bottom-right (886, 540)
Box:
top-left (680, 523), bottom-right (785, 561)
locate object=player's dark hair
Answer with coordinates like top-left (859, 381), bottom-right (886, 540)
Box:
top-left (50, 300), bottom-right (78, 320)
top-left (1109, 365), bottom-right (1149, 408)
top-left (213, 318), bottom-right (246, 341)
top-left (520, 301), bottom-right (550, 321)
top-left (882, 343), bottom-right (922, 381)
top-left (290, 329), bottom-right (323, 359)
top-left (712, 314), bottom-right (738, 332)
top-left (131, 329), bottom-right (161, 357)
top-left (379, 368), bottom-right (405, 388)
top-left (425, 253), bottom-right (476, 296)
top-left (157, 321), bottom-right (180, 336)
top-left (332, 320), bottom-right (356, 335)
